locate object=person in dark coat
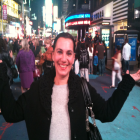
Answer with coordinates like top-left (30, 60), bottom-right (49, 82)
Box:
top-left (32, 39), bottom-right (40, 58)
top-left (79, 39), bottom-right (89, 81)
top-left (0, 33), bottom-right (140, 140)
top-left (0, 38), bottom-right (17, 114)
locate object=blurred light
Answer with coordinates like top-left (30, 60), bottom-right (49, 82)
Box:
top-left (65, 14), bottom-right (90, 22)
top-left (45, 0), bottom-right (52, 27)
top-left (135, 10), bottom-right (139, 14)
top-left (29, 21), bottom-right (33, 25)
top-left (53, 6), bottom-right (58, 21)
top-left (102, 22), bottom-right (109, 25)
top-left (66, 20), bottom-right (90, 27)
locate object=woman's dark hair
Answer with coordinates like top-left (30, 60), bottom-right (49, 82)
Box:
top-left (0, 38), bottom-right (7, 53)
top-left (53, 32), bottom-right (75, 52)
top-left (116, 45), bottom-right (121, 50)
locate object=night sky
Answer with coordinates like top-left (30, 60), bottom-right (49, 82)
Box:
top-left (30, 0), bottom-right (62, 33)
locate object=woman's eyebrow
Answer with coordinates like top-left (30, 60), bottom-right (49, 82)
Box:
top-left (56, 48), bottom-right (63, 51)
top-left (67, 50), bottom-right (73, 53)
top-left (56, 48), bottom-right (73, 52)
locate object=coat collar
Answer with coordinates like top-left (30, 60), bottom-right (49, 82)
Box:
top-left (39, 67), bottom-right (81, 115)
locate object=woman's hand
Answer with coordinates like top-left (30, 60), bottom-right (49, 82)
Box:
top-left (130, 70), bottom-right (140, 81)
top-left (0, 60), bottom-right (2, 63)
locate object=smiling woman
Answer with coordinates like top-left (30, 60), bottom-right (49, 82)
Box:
top-left (53, 35), bottom-right (75, 85)
top-left (0, 33), bottom-right (140, 140)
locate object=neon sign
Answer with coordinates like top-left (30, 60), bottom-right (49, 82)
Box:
top-left (66, 20), bottom-right (90, 27)
top-left (65, 14), bottom-right (90, 22)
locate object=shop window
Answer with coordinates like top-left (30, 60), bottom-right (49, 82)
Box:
top-left (102, 10), bottom-right (104, 17)
top-left (98, 13), bottom-right (99, 18)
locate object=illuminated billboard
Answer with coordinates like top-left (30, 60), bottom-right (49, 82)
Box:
top-left (3, 0), bottom-right (19, 18)
top-left (65, 20), bottom-right (90, 27)
top-left (65, 14), bottom-right (90, 22)
top-left (45, 0), bottom-right (52, 28)
top-left (53, 6), bottom-right (58, 21)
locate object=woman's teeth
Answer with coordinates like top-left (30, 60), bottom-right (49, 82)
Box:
top-left (60, 65), bottom-right (67, 68)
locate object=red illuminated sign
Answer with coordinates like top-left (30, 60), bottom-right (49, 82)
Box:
top-left (29, 21), bottom-right (33, 26)
top-left (66, 20), bottom-right (90, 27)
top-left (3, 5), bottom-right (7, 20)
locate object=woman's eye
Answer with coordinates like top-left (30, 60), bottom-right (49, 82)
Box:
top-left (67, 53), bottom-right (72, 55)
top-left (58, 51), bottom-right (62, 54)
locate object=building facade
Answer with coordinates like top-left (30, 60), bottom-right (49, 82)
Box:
top-left (0, 0), bottom-right (22, 37)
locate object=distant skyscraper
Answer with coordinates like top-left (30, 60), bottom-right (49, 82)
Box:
top-left (62, 0), bottom-right (69, 15)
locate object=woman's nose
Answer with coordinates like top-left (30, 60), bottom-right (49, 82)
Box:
top-left (61, 53), bottom-right (67, 62)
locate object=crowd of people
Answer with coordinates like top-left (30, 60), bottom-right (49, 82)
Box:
top-left (0, 32), bottom-right (140, 92)
top-left (0, 32), bottom-right (140, 140)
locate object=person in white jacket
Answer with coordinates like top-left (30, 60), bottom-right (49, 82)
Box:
top-left (122, 39), bottom-right (131, 74)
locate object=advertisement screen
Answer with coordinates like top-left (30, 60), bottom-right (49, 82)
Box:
top-left (115, 37), bottom-right (124, 49)
top-left (102, 29), bottom-right (110, 48)
top-left (45, 0), bottom-right (52, 28)
top-left (128, 38), bottom-right (137, 61)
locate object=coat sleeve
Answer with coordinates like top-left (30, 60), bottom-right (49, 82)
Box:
top-left (16, 52), bottom-right (20, 70)
top-left (87, 74), bottom-right (135, 123)
top-left (0, 63), bottom-right (38, 123)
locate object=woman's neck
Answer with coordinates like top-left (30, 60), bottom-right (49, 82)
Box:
top-left (54, 75), bottom-right (69, 85)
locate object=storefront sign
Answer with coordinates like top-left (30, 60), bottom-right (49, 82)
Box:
top-left (128, 38), bottom-right (137, 61)
top-left (3, 5), bottom-right (7, 20)
top-left (65, 14), bottom-right (90, 22)
top-left (65, 20), bottom-right (90, 27)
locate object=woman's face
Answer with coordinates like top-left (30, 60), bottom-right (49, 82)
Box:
top-left (45, 43), bottom-right (50, 48)
top-left (52, 37), bottom-right (75, 78)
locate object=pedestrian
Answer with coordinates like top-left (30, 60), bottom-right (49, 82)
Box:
top-left (122, 39), bottom-right (131, 74)
top-left (79, 38), bottom-right (89, 82)
top-left (102, 40), bottom-right (107, 70)
top-left (0, 38), bottom-right (18, 114)
top-left (110, 45), bottom-right (122, 88)
top-left (38, 39), bottom-right (53, 74)
top-left (16, 39), bottom-right (35, 93)
top-left (93, 53), bottom-right (98, 75)
top-left (96, 39), bottom-right (105, 76)
top-left (0, 33), bottom-right (140, 140)
top-left (85, 33), bottom-right (89, 48)
top-left (32, 39), bottom-right (40, 58)
top-left (87, 43), bottom-right (93, 74)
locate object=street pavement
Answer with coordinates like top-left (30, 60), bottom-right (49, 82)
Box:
top-left (0, 70), bottom-right (140, 140)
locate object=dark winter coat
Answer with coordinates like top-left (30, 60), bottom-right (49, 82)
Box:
top-left (0, 64), bottom-right (135, 140)
top-left (0, 50), bottom-right (15, 85)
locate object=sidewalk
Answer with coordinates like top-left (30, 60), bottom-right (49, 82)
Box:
top-left (106, 59), bottom-right (140, 86)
